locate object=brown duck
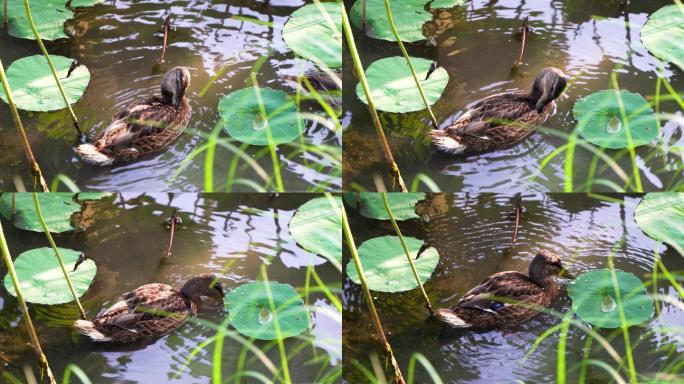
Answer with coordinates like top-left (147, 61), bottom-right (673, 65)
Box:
top-left (430, 67), bottom-right (568, 155)
top-left (74, 274), bottom-right (224, 343)
top-left (435, 251), bottom-right (573, 329)
top-left (76, 67), bottom-right (192, 166)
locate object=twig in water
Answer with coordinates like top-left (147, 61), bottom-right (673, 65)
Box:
top-left (72, 252), bottom-right (87, 272)
top-left (513, 16), bottom-right (530, 68)
top-left (511, 195), bottom-right (523, 244)
top-left (3, 0), bottom-right (7, 30)
top-left (362, 0), bottom-right (367, 32)
top-left (157, 14), bottom-right (173, 65)
top-left (163, 209), bottom-right (181, 259)
top-left (425, 61), bottom-right (438, 81)
top-left (65, 60), bottom-right (80, 79)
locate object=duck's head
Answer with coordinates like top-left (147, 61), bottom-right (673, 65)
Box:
top-left (180, 273), bottom-right (225, 301)
top-left (161, 66), bottom-right (191, 111)
top-left (529, 67), bottom-right (567, 113)
top-left (529, 250), bottom-right (574, 284)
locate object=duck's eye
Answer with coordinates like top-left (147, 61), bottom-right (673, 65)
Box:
top-left (489, 302), bottom-right (505, 311)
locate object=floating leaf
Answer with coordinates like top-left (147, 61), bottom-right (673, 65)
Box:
top-left (573, 90), bottom-right (659, 149)
top-left (3, 247), bottom-right (96, 305)
top-left (346, 236), bottom-right (439, 292)
top-left (218, 87), bottom-right (304, 145)
top-left (0, 0), bottom-right (73, 40)
top-left (346, 192), bottom-right (425, 220)
top-left (283, 2), bottom-right (342, 69)
top-left (641, 5), bottom-right (684, 72)
top-left (0, 193), bottom-right (105, 233)
top-left (69, 0), bottom-right (105, 7)
top-left (349, 0), bottom-right (467, 42)
top-left (634, 193), bottom-right (684, 254)
top-left (289, 196), bottom-right (342, 270)
top-left (356, 56), bottom-right (448, 113)
top-left (567, 269), bottom-right (654, 328)
top-left (224, 281), bottom-right (309, 340)
top-left (0, 55), bottom-right (90, 112)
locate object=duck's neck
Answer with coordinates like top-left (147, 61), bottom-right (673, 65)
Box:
top-left (529, 263), bottom-right (557, 292)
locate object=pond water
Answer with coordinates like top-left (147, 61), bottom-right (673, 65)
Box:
top-left (0, 0), bottom-right (341, 192)
top-left (343, 193), bottom-right (684, 383)
top-left (343, 0), bottom-right (684, 192)
top-left (0, 193), bottom-right (341, 383)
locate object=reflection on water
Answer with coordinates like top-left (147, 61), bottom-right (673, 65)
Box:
top-left (0, 193), bottom-right (340, 383)
top-left (343, 193), bottom-right (684, 383)
top-left (0, 0), bottom-right (340, 192)
top-left (343, 0), bottom-right (683, 192)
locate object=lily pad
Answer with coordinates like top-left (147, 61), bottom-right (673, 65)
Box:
top-left (0, 55), bottom-right (90, 112)
top-left (0, 193), bottom-right (104, 233)
top-left (282, 2), bottom-right (342, 69)
top-left (356, 56), bottom-right (448, 113)
top-left (3, 247), bottom-right (96, 305)
top-left (224, 281), bottom-right (309, 340)
top-left (567, 269), bottom-right (654, 328)
top-left (0, 0), bottom-right (73, 40)
top-left (346, 235), bottom-right (439, 292)
top-left (641, 5), bottom-right (684, 71)
top-left (635, 193), bottom-right (684, 254)
top-left (69, 0), bottom-right (105, 7)
top-left (218, 87), bottom-right (304, 146)
top-left (350, 0), bottom-right (466, 42)
top-left (346, 192), bottom-right (425, 220)
top-left (573, 90), bottom-right (659, 149)
top-left (289, 196), bottom-right (342, 270)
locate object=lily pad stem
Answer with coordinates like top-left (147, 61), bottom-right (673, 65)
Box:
top-left (341, 204), bottom-right (406, 384)
top-left (342, 6), bottom-right (407, 191)
top-left (0, 59), bottom-right (49, 192)
top-left (381, 192), bottom-right (433, 315)
top-left (23, 0), bottom-right (83, 139)
top-left (382, 0), bottom-right (439, 129)
top-left (0, 221), bottom-right (56, 384)
top-left (31, 192), bottom-right (86, 319)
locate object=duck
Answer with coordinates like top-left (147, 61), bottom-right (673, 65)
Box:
top-left (76, 66), bottom-right (192, 166)
top-left (74, 273), bottom-right (224, 343)
top-left (429, 67), bottom-right (568, 155)
top-left (434, 251), bottom-right (573, 329)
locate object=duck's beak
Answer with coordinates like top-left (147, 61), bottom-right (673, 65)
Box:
top-left (558, 268), bottom-right (575, 279)
top-left (172, 87), bottom-right (184, 111)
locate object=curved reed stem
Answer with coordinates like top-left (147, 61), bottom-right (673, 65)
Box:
top-left (0, 59), bottom-right (49, 192)
top-left (0, 221), bottom-right (56, 384)
top-left (23, 0), bottom-right (82, 137)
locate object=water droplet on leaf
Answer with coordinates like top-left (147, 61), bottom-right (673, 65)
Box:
top-left (601, 293), bottom-right (616, 313)
top-left (258, 307), bottom-right (273, 325)
top-left (253, 114), bottom-right (267, 132)
top-left (607, 116), bottom-right (622, 134)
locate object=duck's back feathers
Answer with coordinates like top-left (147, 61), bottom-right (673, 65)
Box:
top-left (430, 91), bottom-right (553, 154)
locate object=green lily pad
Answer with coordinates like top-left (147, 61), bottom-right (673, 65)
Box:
top-left (3, 247), bottom-right (96, 305)
top-left (567, 269), bottom-right (654, 328)
top-left (0, 193), bottom-right (104, 233)
top-left (350, 0), bottom-right (466, 42)
top-left (641, 5), bottom-right (684, 71)
top-left (346, 192), bottom-right (425, 220)
top-left (573, 90), bottom-right (659, 149)
top-left (635, 193), bottom-right (684, 254)
top-left (356, 56), bottom-right (448, 113)
top-left (0, 55), bottom-right (90, 112)
top-left (69, 0), bottom-right (105, 7)
top-left (0, 0), bottom-right (73, 40)
top-left (289, 196), bottom-right (342, 270)
top-left (218, 87), bottom-right (304, 146)
top-left (346, 235), bottom-right (439, 292)
top-left (224, 281), bottom-right (309, 340)
top-left (282, 2), bottom-right (342, 69)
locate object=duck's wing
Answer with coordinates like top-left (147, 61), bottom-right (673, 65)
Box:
top-left (96, 97), bottom-right (178, 148)
top-left (451, 93), bottom-right (531, 132)
top-left (456, 271), bottom-right (543, 314)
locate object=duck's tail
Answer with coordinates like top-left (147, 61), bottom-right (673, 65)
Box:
top-left (429, 130), bottom-right (466, 155)
top-left (74, 320), bottom-right (111, 342)
top-left (434, 308), bottom-right (471, 328)
top-left (76, 144), bottom-right (114, 166)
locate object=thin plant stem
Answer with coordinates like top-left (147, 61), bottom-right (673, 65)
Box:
top-left (606, 255), bottom-right (637, 383)
top-left (341, 204), bottom-right (405, 384)
top-left (556, 315), bottom-right (570, 384)
top-left (382, 0), bottom-right (438, 128)
top-left (514, 17), bottom-right (529, 67)
top-left (511, 196), bottom-right (522, 243)
top-left (157, 14), bottom-right (172, 65)
top-left (0, 221), bottom-right (56, 384)
top-left (610, 71), bottom-right (642, 191)
top-left (0, 59), bottom-right (49, 192)
top-left (380, 192), bottom-right (433, 314)
top-left (251, 74), bottom-right (284, 192)
top-left (32, 193), bottom-right (86, 319)
top-left (162, 209), bottom-right (178, 259)
top-left (259, 265), bottom-right (291, 384)
top-left (23, 0), bottom-right (82, 136)
top-left (341, 6), bottom-right (407, 192)
top-left (3, 0), bottom-right (7, 29)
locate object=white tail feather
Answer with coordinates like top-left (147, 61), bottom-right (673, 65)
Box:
top-left (74, 320), bottom-right (111, 342)
top-left (430, 132), bottom-right (466, 155)
top-left (434, 308), bottom-right (471, 328)
top-left (76, 144), bottom-right (114, 166)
